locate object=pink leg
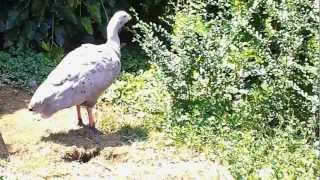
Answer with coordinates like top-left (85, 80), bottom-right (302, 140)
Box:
top-left (76, 105), bottom-right (84, 126)
top-left (86, 107), bottom-right (101, 134)
top-left (86, 107), bottom-right (95, 128)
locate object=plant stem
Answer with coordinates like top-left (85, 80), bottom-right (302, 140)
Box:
top-left (99, 0), bottom-right (109, 22)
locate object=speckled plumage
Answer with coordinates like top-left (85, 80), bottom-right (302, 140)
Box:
top-left (29, 11), bottom-right (130, 118)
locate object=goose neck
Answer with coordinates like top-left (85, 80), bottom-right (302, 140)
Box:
top-left (106, 19), bottom-right (121, 49)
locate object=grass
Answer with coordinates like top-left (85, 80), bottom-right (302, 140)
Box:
top-left (118, 125), bottom-right (148, 143)
top-left (15, 154), bottom-right (51, 173)
top-left (210, 130), bottom-right (318, 178)
top-left (0, 89), bottom-right (233, 178)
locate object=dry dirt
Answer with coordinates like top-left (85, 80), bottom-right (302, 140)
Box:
top-left (0, 86), bottom-right (233, 179)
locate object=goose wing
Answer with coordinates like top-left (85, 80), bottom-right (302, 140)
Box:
top-left (31, 43), bottom-right (120, 114)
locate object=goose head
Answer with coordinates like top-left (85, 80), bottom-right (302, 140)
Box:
top-left (107, 11), bottom-right (131, 38)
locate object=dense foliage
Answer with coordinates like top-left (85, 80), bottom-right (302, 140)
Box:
top-left (135, 0), bottom-right (320, 178)
top-left (0, 0), bottom-right (168, 50)
top-left (0, 46), bottom-right (58, 89)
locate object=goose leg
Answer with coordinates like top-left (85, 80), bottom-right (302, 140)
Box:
top-left (86, 107), bottom-right (96, 130)
top-left (86, 106), bottom-right (102, 134)
top-left (76, 105), bottom-right (84, 127)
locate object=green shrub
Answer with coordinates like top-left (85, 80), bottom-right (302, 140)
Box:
top-left (134, 0), bottom-right (320, 178)
top-left (97, 66), bottom-right (171, 133)
top-left (0, 46), bottom-right (59, 89)
top-left (121, 46), bottom-right (150, 73)
top-left (135, 0), bottom-right (320, 137)
top-left (211, 129), bottom-right (319, 178)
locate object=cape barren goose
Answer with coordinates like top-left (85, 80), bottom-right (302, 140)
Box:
top-left (28, 11), bottom-right (131, 132)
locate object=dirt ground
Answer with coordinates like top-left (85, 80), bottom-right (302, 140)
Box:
top-left (0, 86), bottom-right (233, 179)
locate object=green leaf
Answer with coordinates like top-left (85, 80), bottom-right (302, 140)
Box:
top-left (60, 7), bottom-right (78, 24)
top-left (87, 3), bottom-right (102, 23)
top-left (19, 9), bottom-right (30, 22)
top-left (67, 0), bottom-right (75, 7)
top-left (81, 17), bottom-right (93, 35)
top-left (31, 0), bottom-right (45, 16)
top-left (40, 41), bottom-right (50, 51)
top-left (24, 22), bottom-right (36, 40)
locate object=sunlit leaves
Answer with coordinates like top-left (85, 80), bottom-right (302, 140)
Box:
top-left (135, 1), bottom-right (320, 177)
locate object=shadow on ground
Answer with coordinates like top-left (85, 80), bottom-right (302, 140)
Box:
top-left (40, 125), bottom-right (148, 149)
top-left (0, 86), bottom-right (30, 117)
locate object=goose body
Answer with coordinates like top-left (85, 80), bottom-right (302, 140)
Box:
top-left (30, 43), bottom-right (120, 117)
top-left (29, 11), bottom-right (131, 129)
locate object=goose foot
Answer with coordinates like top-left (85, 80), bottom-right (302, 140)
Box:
top-left (88, 125), bottom-right (102, 135)
top-left (78, 118), bottom-right (84, 127)
top-left (76, 105), bottom-right (84, 127)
